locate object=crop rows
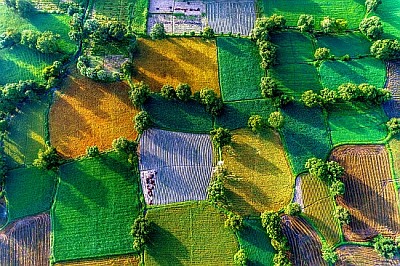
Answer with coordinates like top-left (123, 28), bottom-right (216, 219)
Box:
top-left (383, 60), bottom-right (400, 118)
top-left (55, 255), bottom-right (139, 265)
top-left (31, 0), bottom-right (60, 11)
top-left (336, 245), bottom-right (400, 265)
top-left (0, 214), bottom-right (50, 266)
top-left (330, 145), bottom-right (400, 241)
top-left (281, 215), bottom-right (326, 266)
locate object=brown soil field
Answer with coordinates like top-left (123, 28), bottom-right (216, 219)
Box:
top-left (330, 145), bottom-right (400, 241)
top-left (336, 245), bottom-right (400, 265)
top-left (55, 255), bottom-right (139, 265)
top-left (281, 215), bottom-right (327, 266)
top-left (222, 128), bottom-right (294, 216)
top-left (49, 71), bottom-right (139, 158)
top-left (0, 213), bottom-right (50, 265)
top-left (132, 38), bottom-right (220, 94)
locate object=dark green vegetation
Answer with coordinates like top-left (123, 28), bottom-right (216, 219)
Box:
top-left (52, 151), bottom-right (141, 262)
top-left (373, 0), bottom-right (400, 39)
top-left (270, 31), bottom-right (314, 64)
top-left (5, 167), bottom-right (57, 222)
top-left (316, 32), bottom-right (371, 58)
top-left (217, 37), bottom-right (264, 102)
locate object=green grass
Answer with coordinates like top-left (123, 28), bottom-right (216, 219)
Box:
top-left (144, 95), bottom-right (213, 133)
top-left (215, 99), bottom-right (275, 130)
top-left (269, 63), bottom-right (322, 98)
top-left (4, 98), bottom-right (49, 169)
top-left (5, 167), bottom-right (57, 222)
top-left (237, 219), bottom-right (275, 265)
top-left (217, 37), bottom-right (264, 102)
top-left (259, 0), bottom-right (365, 30)
top-left (374, 0), bottom-right (400, 40)
top-left (52, 151), bottom-right (141, 262)
top-left (319, 58), bottom-right (386, 90)
top-left (270, 31), bottom-right (314, 64)
top-left (144, 201), bottom-right (238, 265)
top-left (328, 103), bottom-right (388, 145)
top-left (316, 32), bottom-right (372, 58)
top-left (281, 102), bottom-right (332, 175)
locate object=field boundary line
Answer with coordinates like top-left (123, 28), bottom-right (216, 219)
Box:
top-left (386, 142), bottom-right (400, 213)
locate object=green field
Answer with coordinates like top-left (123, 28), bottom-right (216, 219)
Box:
top-left (217, 37), bottom-right (264, 102)
top-left (259, 0), bottom-right (365, 30)
top-left (319, 58), bottom-right (386, 90)
top-left (5, 167), bottom-right (57, 222)
top-left (237, 219), bottom-right (275, 265)
top-left (374, 0), bottom-right (400, 40)
top-left (4, 98), bottom-right (49, 169)
top-left (316, 32), bottom-right (372, 58)
top-left (269, 63), bottom-right (322, 97)
top-left (270, 31), bottom-right (314, 64)
top-left (52, 151), bottom-right (141, 262)
top-left (144, 95), bottom-right (213, 133)
top-left (144, 201), bottom-right (238, 265)
top-left (388, 136), bottom-right (400, 196)
top-left (281, 102), bottom-right (332, 174)
top-left (328, 103), bottom-right (388, 145)
top-left (215, 99), bottom-right (275, 129)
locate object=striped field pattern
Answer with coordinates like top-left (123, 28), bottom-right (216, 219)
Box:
top-left (336, 245), bottom-right (400, 265)
top-left (0, 214), bottom-right (50, 266)
top-left (330, 145), bottom-right (400, 241)
top-left (139, 129), bottom-right (213, 205)
top-left (383, 60), bottom-right (400, 118)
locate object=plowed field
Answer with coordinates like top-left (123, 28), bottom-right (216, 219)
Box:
top-left (336, 245), bottom-right (400, 265)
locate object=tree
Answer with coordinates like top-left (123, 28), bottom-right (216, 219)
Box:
top-left (371, 39), bottom-right (400, 60)
top-left (248, 115), bottom-right (265, 133)
top-left (333, 206), bottom-right (350, 225)
top-left (386, 118), bottom-right (400, 135)
top-left (16, 0), bottom-right (35, 17)
top-left (5, 0), bottom-right (16, 8)
top-left (203, 26), bottom-right (215, 38)
top-left (175, 83), bottom-right (192, 101)
top-left (338, 83), bottom-right (360, 101)
top-left (36, 31), bottom-right (60, 54)
top-left (260, 76), bottom-right (277, 98)
top-left (250, 14), bottom-right (286, 42)
top-left (43, 61), bottom-right (62, 80)
top-left (268, 111), bottom-right (284, 130)
top-left (320, 16), bottom-right (337, 33)
top-left (134, 111), bottom-right (151, 134)
top-left (86, 145), bottom-right (99, 157)
top-left (359, 16), bottom-right (383, 40)
top-left (210, 127), bottom-right (232, 148)
top-left (314, 47), bottom-right (330, 60)
top-left (150, 23), bottom-right (166, 40)
top-left (160, 84), bottom-right (175, 100)
top-left (129, 81), bottom-right (150, 107)
top-left (297, 14), bottom-right (315, 32)
top-left (305, 157), bottom-right (327, 180)
top-left (207, 167), bottom-right (228, 207)
top-left (284, 203), bottom-right (302, 216)
top-left (199, 88), bottom-right (223, 115)
top-left (261, 211), bottom-right (283, 240)
top-left (258, 41), bottom-right (277, 69)
top-left (319, 88), bottom-right (338, 107)
top-left (234, 249), bottom-right (247, 266)
top-left (107, 22), bottom-right (126, 41)
top-left (273, 250), bottom-right (291, 266)
top-left (366, 0), bottom-right (382, 13)
top-left (373, 235), bottom-right (398, 259)
top-left (33, 145), bottom-right (62, 170)
top-left (0, 28), bottom-right (21, 48)
top-left (112, 136), bottom-right (138, 155)
top-left (321, 243), bottom-right (338, 263)
top-left (225, 212), bottom-right (243, 231)
top-left (21, 30), bottom-right (39, 49)
top-left (131, 215), bottom-right (151, 252)
top-left (330, 180), bottom-right (345, 196)
top-left (301, 90), bottom-right (320, 108)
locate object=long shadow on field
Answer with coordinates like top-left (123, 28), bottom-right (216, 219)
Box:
top-left (225, 184), bottom-right (266, 216)
top-left (262, 0), bottom-right (322, 14)
top-left (146, 223), bottom-right (188, 266)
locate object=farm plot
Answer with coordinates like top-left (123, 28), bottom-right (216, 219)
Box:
top-left (4, 98), bottom-right (49, 169)
top-left (55, 255), bottom-right (139, 266)
top-left (389, 136), bottom-right (400, 199)
top-left (316, 32), bottom-right (371, 58)
top-left (319, 58), bottom-right (386, 90)
top-left (281, 215), bottom-right (326, 266)
top-left (269, 63), bottom-right (322, 97)
top-left (215, 99), bottom-right (275, 129)
top-left (5, 167), bottom-right (57, 222)
top-left (336, 245), bottom-right (400, 265)
top-left (281, 102), bottom-right (332, 175)
top-left (144, 201), bottom-right (238, 265)
top-left (270, 31), bottom-right (314, 64)
top-left (143, 95), bottom-right (213, 133)
top-left (49, 72), bottom-right (139, 158)
top-left (259, 0), bottom-right (365, 30)
top-left (52, 151), bottom-right (141, 262)
top-left (0, 213), bottom-right (50, 266)
top-left (31, 0), bottom-right (60, 12)
top-left (374, 0), bottom-right (400, 40)
top-left (139, 128), bottom-right (213, 205)
top-left (237, 219), bottom-right (274, 265)
top-left (133, 38), bottom-right (220, 93)
top-left (328, 103), bottom-right (388, 145)
top-left (383, 60), bottom-right (400, 118)
top-left (222, 128), bottom-right (293, 216)
top-left (300, 174), bottom-right (341, 245)
top-left (92, 0), bottom-right (149, 34)
top-left (217, 37), bottom-right (264, 102)
top-left (205, 1), bottom-right (256, 36)
top-left (330, 145), bottom-right (400, 242)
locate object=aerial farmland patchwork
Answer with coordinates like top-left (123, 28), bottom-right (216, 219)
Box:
top-left (0, 0), bottom-right (400, 265)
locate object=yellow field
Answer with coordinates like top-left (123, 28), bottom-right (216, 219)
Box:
top-left (133, 38), bottom-right (220, 94)
top-left (222, 128), bottom-right (294, 216)
top-left (55, 255), bottom-right (139, 265)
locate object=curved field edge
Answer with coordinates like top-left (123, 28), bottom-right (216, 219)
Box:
top-left (336, 245), bottom-right (400, 265)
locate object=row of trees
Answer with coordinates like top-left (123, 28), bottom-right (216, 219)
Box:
top-left (5, 0), bottom-right (35, 18)
top-left (247, 112), bottom-right (285, 133)
top-left (76, 55), bottom-right (121, 82)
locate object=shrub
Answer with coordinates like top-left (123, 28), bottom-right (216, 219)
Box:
top-left (314, 47), bottom-right (330, 60)
top-left (203, 26), bottom-right (215, 38)
top-left (248, 115), bottom-right (266, 133)
top-left (129, 81), bottom-right (150, 107)
top-left (268, 111), bottom-right (284, 130)
top-left (258, 41), bottom-right (277, 69)
top-left (297, 14), bottom-right (315, 32)
top-left (21, 29), bottom-right (39, 49)
top-left (260, 211), bottom-right (283, 240)
top-left (333, 206), bottom-right (350, 225)
top-left (366, 0), bottom-right (382, 13)
top-left (150, 23), bottom-right (166, 40)
top-left (301, 90), bottom-right (320, 108)
top-left (387, 118), bottom-right (400, 135)
top-left (330, 180), bottom-right (345, 197)
top-left (273, 250), bottom-right (291, 266)
top-left (134, 111), bottom-right (151, 134)
top-left (0, 119), bottom-right (8, 133)
top-left (338, 83), bottom-right (360, 101)
top-left (175, 83), bottom-right (192, 101)
top-left (112, 137), bottom-right (138, 155)
top-left (260, 76), bottom-right (278, 98)
top-left (36, 31), bottom-right (60, 54)
top-left (284, 203), bottom-right (302, 216)
top-left (371, 39), bottom-right (400, 60)
top-left (233, 249), bottom-right (247, 266)
top-left (0, 28), bottom-right (21, 48)
top-left (131, 215), bottom-right (151, 252)
top-left (373, 235), bottom-right (398, 259)
top-left (321, 243), bottom-right (338, 263)
top-left (43, 61), bottom-right (63, 80)
top-left (199, 88), bottom-right (223, 115)
top-left (320, 16), bottom-right (337, 33)
top-left (15, 0), bottom-right (36, 17)
top-left (33, 145), bottom-right (62, 171)
top-left (359, 16), bottom-right (383, 40)
top-left (86, 145), bottom-right (99, 157)
top-left (210, 127), bottom-right (232, 149)
top-left (160, 84), bottom-right (176, 100)
top-left (224, 212), bottom-right (243, 231)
